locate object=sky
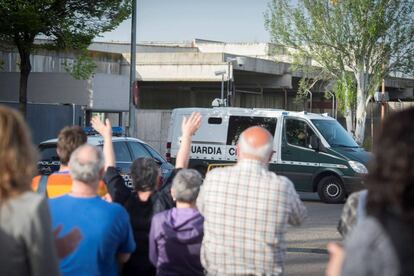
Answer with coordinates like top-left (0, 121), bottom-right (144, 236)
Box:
top-left (98, 0), bottom-right (271, 43)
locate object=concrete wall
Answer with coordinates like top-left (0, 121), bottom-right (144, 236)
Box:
top-left (91, 74), bottom-right (129, 111)
top-left (0, 72), bottom-right (129, 111)
top-left (135, 109), bottom-right (172, 155)
top-left (1, 49), bottom-right (122, 74)
top-left (89, 42), bottom-right (198, 54)
top-left (0, 72), bottom-right (90, 105)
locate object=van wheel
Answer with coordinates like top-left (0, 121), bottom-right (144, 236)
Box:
top-left (317, 176), bottom-right (345, 204)
top-left (194, 166), bottom-right (207, 178)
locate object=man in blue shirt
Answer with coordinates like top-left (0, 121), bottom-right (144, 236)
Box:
top-left (49, 144), bottom-right (135, 276)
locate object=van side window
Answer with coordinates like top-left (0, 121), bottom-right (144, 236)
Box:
top-left (208, 117), bottom-right (222, 124)
top-left (285, 119), bottom-right (316, 148)
top-left (226, 116), bottom-right (277, 145)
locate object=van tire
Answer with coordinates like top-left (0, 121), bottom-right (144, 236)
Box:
top-left (317, 176), bottom-right (345, 204)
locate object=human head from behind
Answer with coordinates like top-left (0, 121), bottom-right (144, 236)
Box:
top-left (0, 106), bottom-right (37, 201)
top-left (171, 169), bottom-right (203, 206)
top-left (57, 126), bottom-right (87, 166)
top-left (130, 157), bottom-right (160, 193)
top-left (366, 107), bottom-right (414, 219)
top-left (69, 144), bottom-right (105, 189)
top-left (237, 126), bottom-right (274, 164)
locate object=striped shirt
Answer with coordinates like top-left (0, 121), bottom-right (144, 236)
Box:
top-left (32, 171), bottom-right (108, 198)
top-left (197, 159), bottom-right (307, 276)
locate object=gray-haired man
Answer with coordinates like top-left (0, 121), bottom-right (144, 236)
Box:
top-left (197, 126), bottom-right (307, 276)
top-left (48, 144), bottom-right (136, 276)
top-left (149, 169), bottom-right (204, 276)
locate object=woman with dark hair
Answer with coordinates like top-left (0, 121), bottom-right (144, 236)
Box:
top-left (124, 157), bottom-right (160, 275)
top-left (327, 107), bottom-right (414, 276)
top-left (106, 157), bottom-right (160, 276)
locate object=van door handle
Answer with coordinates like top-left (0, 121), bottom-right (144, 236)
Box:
top-left (283, 149), bottom-right (291, 154)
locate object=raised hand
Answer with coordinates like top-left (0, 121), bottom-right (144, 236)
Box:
top-left (181, 112), bottom-right (202, 137)
top-left (176, 112), bottom-right (202, 169)
top-left (91, 116), bottom-right (112, 139)
top-left (91, 116), bottom-right (115, 168)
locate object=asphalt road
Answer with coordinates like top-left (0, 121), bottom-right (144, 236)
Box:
top-left (284, 192), bottom-right (344, 276)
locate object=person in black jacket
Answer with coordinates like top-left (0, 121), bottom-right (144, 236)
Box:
top-left (91, 113), bottom-right (201, 276)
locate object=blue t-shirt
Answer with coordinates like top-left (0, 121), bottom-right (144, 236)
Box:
top-left (49, 195), bottom-right (136, 276)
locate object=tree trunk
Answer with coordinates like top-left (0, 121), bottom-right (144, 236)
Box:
top-left (354, 70), bottom-right (367, 145)
top-left (17, 45), bottom-right (32, 118)
top-left (343, 87), bottom-right (353, 133)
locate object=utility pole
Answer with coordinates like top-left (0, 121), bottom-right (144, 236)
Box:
top-left (128, 0), bottom-right (137, 137)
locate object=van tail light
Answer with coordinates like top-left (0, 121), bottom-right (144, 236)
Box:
top-left (166, 142), bottom-right (171, 162)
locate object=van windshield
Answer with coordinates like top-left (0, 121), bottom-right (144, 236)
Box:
top-left (311, 119), bottom-right (359, 148)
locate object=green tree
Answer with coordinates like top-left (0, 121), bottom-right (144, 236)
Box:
top-left (265, 0), bottom-right (414, 144)
top-left (0, 0), bottom-right (131, 116)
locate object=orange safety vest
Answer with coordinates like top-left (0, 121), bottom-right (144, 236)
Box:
top-left (32, 172), bottom-right (108, 198)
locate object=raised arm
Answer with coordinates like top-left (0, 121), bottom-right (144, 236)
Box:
top-left (175, 112), bottom-right (202, 169)
top-left (91, 117), bottom-right (130, 203)
top-left (91, 117), bottom-right (115, 169)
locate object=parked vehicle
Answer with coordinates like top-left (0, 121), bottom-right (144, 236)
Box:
top-left (167, 107), bottom-right (371, 203)
top-left (38, 130), bottom-right (174, 188)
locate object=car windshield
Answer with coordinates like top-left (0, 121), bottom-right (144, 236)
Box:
top-left (311, 119), bottom-right (359, 148)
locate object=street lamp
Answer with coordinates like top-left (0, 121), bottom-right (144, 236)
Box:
top-left (225, 56), bottom-right (246, 106)
top-left (215, 70), bottom-right (226, 106)
top-left (226, 57), bottom-right (237, 106)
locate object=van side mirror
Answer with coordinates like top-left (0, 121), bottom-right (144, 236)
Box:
top-left (310, 135), bottom-right (322, 151)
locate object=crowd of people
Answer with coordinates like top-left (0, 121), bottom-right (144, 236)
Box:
top-left (0, 103), bottom-right (413, 276)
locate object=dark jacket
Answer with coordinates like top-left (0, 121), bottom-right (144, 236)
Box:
top-left (104, 167), bottom-right (157, 276)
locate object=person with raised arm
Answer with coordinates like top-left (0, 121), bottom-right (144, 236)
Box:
top-left (91, 112), bottom-right (201, 276)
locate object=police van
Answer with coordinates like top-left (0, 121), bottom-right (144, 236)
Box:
top-left (166, 107), bottom-right (371, 203)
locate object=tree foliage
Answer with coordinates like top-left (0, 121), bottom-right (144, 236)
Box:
top-left (265, 0), bottom-right (414, 144)
top-left (0, 0), bottom-right (131, 115)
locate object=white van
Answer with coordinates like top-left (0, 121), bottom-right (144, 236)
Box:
top-left (166, 107), bottom-right (370, 203)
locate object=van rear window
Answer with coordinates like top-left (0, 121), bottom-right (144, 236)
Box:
top-left (226, 116), bottom-right (277, 145)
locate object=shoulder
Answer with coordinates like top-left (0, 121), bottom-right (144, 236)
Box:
top-left (17, 191), bottom-right (45, 210)
top-left (152, 209), bottom-right (169, 222)
top-left (48, 194), bottom-right (69, 204)
top-left (11, 192), bottom-right (49, 223)
top-left (345, 217), bottom-right (396, 258)
top-left (204, 166), bottom-right (233, 179)
top-left (346, 217), bottom-right (385, 243)
top-left (32, 175), bottom-right (41, 184)
top-left (103, 200), bottom-right (126, 212)
top-left (343, 217), bottom-right (399, 275)
top-left (269, 173), bottom-right (295, 190)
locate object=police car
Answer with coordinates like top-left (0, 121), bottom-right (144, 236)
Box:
top-left (167, 107), bottom-right (371, 203)
top-left (38, 127), bottom-right (174, 188)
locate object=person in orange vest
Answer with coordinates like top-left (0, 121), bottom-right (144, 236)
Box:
top-left (32, 126), bottom-right (107, 197)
